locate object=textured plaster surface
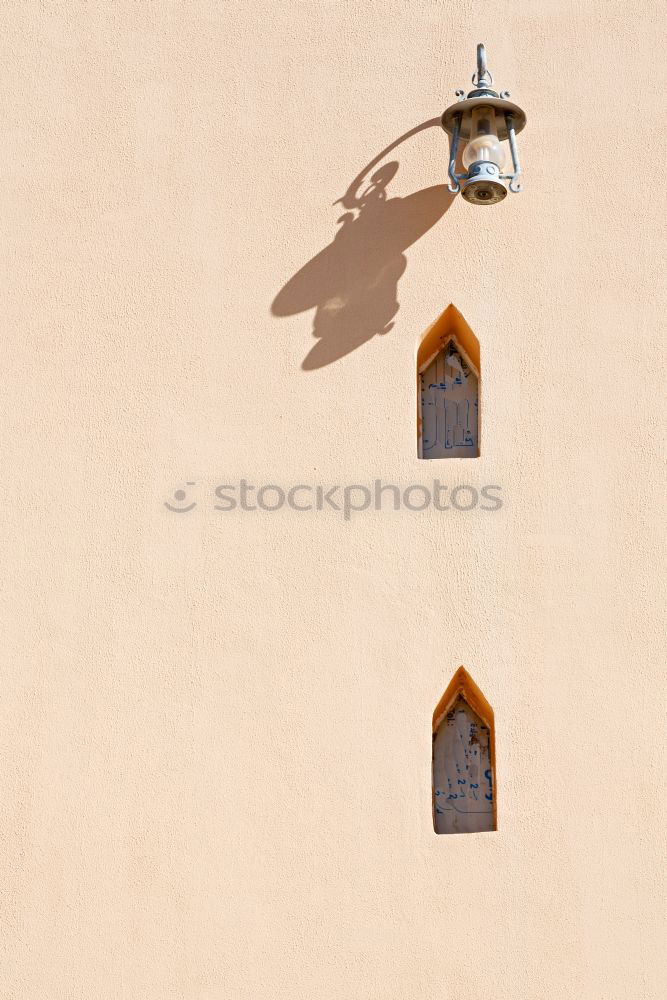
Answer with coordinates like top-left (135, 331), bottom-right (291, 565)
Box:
top-left (0, 2), bottom-right (665, 998)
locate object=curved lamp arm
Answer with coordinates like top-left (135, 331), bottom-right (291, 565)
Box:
top-left (447, 115), bottom-right (462, 193)
top-left (505, 113), bottom-right (523, 193)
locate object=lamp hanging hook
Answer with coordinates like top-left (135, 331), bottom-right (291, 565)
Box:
top-left (472, 43), bottom-right (493, 86)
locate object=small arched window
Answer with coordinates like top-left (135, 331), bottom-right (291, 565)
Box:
top-left (417, 305), bottom-right (480, 458)
top-left (432, 667), bottom-right (496, 834)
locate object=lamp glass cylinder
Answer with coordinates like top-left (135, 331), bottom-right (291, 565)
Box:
top-left (462, 107), bottom-right (505, 170)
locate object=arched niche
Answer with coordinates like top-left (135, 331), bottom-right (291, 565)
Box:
top-left (432, 667), bottom-right (496, 835)
top-left (417, 305), bottom-right (480, 459)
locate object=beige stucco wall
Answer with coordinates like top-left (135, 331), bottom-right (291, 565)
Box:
top-left (1, 2), bottom-right (664, 998)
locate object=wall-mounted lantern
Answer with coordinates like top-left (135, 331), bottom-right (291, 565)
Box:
top-left (442, 43), bottom-right (526, 205)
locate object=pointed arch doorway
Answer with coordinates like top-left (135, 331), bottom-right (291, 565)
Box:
top-left (417, 305), bottom-right (480, 459)
top-left (432, 667), bottom-right (497, 834)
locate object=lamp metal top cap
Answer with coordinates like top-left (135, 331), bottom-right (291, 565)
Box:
top-left (441, 42), bottom-right (526, 138)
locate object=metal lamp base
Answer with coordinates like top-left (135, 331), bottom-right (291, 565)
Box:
top-left (461, 162), bottom-right (508, 205)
